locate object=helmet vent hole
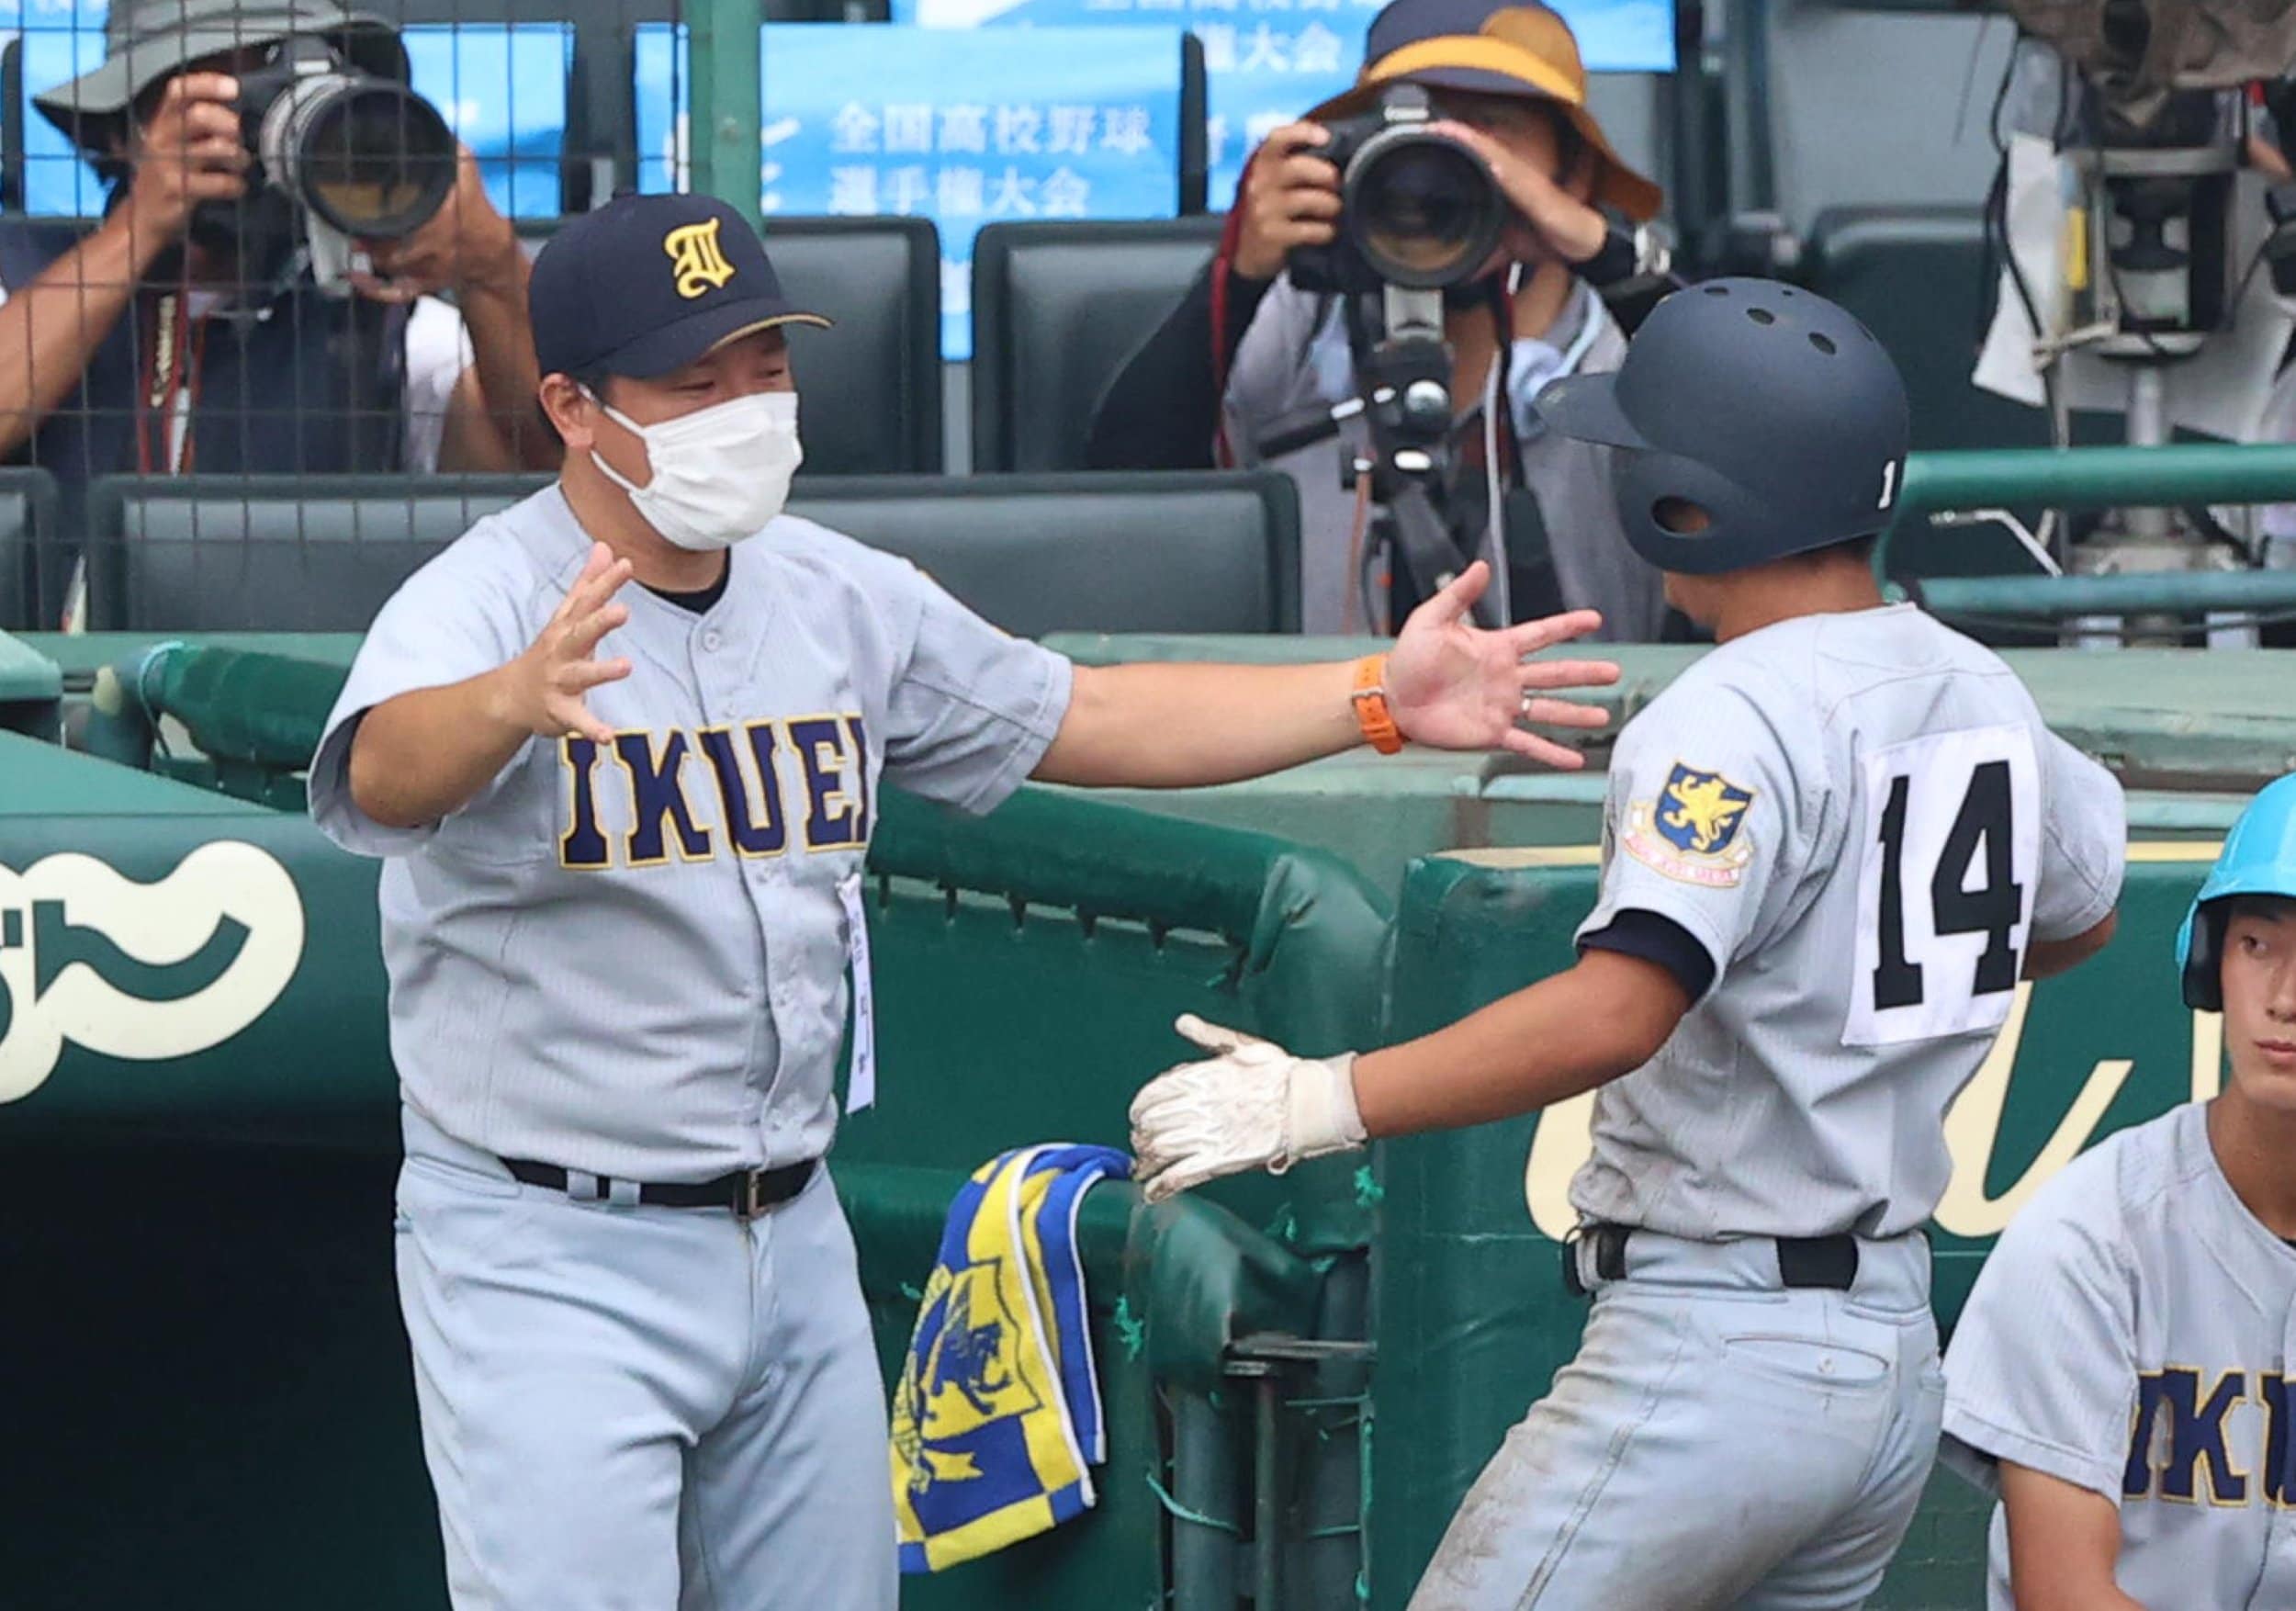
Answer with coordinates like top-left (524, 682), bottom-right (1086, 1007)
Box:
top-left (1747, 307), bottom-right (1776, 326)
top-left (1809, 332), bottom-right (1837, 355)
top-left (1703, 285), bottom-right (1728, 297)
top-left (1653, 497), bottom-right (1715, 535)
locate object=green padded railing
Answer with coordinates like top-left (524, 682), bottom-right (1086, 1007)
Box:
top-left (1884, 445), bottom-right (2296, 621)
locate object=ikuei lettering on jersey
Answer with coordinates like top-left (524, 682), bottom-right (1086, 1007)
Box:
top-left (1622, 762), bottom-right (1756, 887)
top-left (2123, 1368), bottom-right (2296, 1510)
top-left (558, 714), bottom-right (872, 870)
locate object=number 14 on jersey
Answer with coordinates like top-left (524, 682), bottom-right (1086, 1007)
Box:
top-left (1847, 725), bottom-right (2043, 1047)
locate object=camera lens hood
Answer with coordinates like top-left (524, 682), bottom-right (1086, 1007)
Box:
top-left (1341, 124), bottom-right (1507, 291)
top-left (257, 70), bottom-right (457, 242)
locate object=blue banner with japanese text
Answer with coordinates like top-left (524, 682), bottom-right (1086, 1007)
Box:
top-left (633, 22), bottom-right (1186, 360)
top-left (894, 0), bottom-right (1673, 205)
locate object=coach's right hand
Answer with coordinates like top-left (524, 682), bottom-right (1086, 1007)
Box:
top-left (125, 73), bottom-right (251, 244)
top-left (495, 543), bottom-right (633, 745)
top-left (1232, 122), bottom-right (1343, 282)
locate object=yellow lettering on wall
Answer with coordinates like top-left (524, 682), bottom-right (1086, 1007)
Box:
top-left (1524, 1090), bottom-right (1596, 1242)
top-left (1518, 991), bottom-right (2225, 1243)
top-left (1934, 984), bottom-right (2133, 1237)
top-left (2192, 1011), bottom-right (2223, 1103)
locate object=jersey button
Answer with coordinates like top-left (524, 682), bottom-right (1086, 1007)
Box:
top-left (702, 629), bottom-right (724, 652)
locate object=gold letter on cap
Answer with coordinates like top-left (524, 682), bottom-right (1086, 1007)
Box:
top-left (664, 219), bottom-right (737, 299)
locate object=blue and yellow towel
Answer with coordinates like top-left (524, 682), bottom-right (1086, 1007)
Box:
top-left (889, 1143), bottom-right (1131, 1573)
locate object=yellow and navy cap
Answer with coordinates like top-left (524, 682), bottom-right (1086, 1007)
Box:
top-left (529, 193), bottom-right (830, 380)
top-left (1311, 0), bottom-right (1662, 222)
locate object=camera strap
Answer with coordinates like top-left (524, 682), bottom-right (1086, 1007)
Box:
top-left (138, 290), bottom-right (206, 476)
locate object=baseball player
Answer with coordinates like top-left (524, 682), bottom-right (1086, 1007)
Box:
top-left (306, 191), bottom-right (1621, 1611)
top-left (1129, 280), bottom-right (2129, 1609)
top-left (1941, 773), bottom-right (2296, 1611)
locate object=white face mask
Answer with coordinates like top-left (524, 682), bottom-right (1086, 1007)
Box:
top-left (588, 389), bottom-right (803, 551)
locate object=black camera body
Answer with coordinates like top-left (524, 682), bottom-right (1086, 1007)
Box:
top-left (1286, 83), bottom-right (1507, 297)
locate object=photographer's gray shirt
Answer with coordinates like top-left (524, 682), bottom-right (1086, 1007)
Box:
top-left (1221, 273), bottom-right (1666, 641)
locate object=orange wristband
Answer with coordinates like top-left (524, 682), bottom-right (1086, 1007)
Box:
top-left (1351, 654), bottom-right (1402, 755)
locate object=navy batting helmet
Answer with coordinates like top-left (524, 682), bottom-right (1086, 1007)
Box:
top-left (1537, 279), bottom-right (1911, 576)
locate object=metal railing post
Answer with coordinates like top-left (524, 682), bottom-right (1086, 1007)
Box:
top-left (688, 0), bottom-right (762, 223)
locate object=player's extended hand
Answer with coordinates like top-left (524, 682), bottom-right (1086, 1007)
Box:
top-left (1384, 562), bottom-right (1620, 768)
top-left (1128, 1015), bottom-right (1367, 1204)
top-left (495, 542), bottom-right (633, 745)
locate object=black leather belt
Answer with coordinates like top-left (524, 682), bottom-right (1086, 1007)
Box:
top-left (502, 1156), bottom-right (816, 1221)
top-left (1562, 1224), bottom-right (1860, 1296)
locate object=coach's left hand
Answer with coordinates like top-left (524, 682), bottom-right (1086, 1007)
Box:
top-left (1385, 561), bottom-right (1619, 769)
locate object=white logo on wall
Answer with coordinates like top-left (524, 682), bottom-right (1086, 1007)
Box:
top-left (0, 842), bottom-right (306, 1104)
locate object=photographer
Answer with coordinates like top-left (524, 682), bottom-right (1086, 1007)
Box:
top-left (0, 0), bottom-right (553, 565)
top-left (1088, 0), bottom-right (1672, 641)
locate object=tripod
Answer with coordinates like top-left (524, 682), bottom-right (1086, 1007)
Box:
top-left (1256, 285), bottom-right (1503, 632)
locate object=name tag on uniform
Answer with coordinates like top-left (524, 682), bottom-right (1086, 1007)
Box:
top-left (838, 873), bottom-right (878, 1112)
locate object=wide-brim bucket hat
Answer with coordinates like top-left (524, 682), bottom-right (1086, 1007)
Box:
top-left (1306, 0), bottom-right (1663, 222)
top-left (34, 0), bottom-right (406, 152)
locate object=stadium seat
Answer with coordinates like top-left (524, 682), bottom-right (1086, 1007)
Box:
top-left (793, 470), bottom-right (1300, 634)
top-left (1800, 206), bottom-right (2051, 455)
top-left (767, 217), bottom-right (945, 475)
top-left (0, 465), bottom-right (59, 631)
top-left (81, 473), bottom-right (549, 632)
top-left (970, 217), bottom-right (1227, 474)
top-left (1755, 4), bottom-right (2016, 238)
top-left (81, 468), bottom-right (1297, 636)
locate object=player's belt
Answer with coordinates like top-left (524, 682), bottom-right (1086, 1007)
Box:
top-left (1562, 1224), bottom-right (1861, 1296)
top-left (501, 1156), bottom-right (817, 1221)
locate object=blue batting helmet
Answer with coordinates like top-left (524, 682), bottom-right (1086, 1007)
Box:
top-left (2178, 774), bottom-right (2296, 1010)
top-left (1536, 279), bottom-right (1911, 576)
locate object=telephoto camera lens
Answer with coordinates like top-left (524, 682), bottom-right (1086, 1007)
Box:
top-left (249, 57), bottom-right (458, 241)
top-left (1345, 128), bottom-right (1506, 290)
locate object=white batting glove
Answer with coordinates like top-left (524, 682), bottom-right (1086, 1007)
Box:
top-left (1127, 1015), bottom-right (1368, 1204)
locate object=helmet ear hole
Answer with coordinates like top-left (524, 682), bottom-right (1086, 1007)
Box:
top-left (1653, 497), bottom-right (1714, 535)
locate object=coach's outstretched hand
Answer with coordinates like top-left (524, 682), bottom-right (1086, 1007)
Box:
top-left (1385, 561), bottom-right (1619, 769)
top-left (497, 542), bottom-right (635, 746)
top-left (1129, 1016), bottom-right (1367, 1204)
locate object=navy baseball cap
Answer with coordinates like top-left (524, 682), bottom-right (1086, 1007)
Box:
top-left (529, 193), bottom-right (830, 380)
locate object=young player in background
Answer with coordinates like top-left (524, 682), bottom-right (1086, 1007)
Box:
top-left (1943, 772), bottom-right (2296, 1611)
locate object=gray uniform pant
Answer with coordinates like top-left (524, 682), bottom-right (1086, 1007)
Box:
top-left (1410, 1229), bottom-right (1943, 1611)
top-left (392, 1109), bottom-right (897, 1611)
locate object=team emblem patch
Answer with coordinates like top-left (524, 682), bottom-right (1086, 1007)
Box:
top-left (1623, 762), bottom-right (1756, 887)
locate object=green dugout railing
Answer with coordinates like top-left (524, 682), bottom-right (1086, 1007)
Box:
top-left (1884, 445), bottom-right (2296, 621)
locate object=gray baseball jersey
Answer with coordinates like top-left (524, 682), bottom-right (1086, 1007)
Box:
top-left (1943, 1103), bottom-right (2296, 1610)
top-left (1571, 602), bottom-right (2126, 1240)
top-left (310, 484), bottom-right (1073, 1181)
